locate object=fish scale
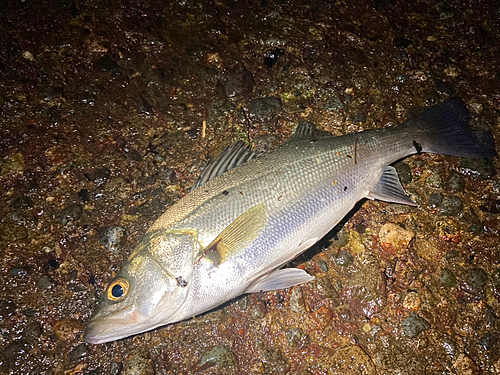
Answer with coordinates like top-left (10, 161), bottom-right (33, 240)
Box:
top-left (85, 98), bottom-right (497, 344)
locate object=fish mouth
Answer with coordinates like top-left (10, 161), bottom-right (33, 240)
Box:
top-left (84, 305), bottom-right (142, 344)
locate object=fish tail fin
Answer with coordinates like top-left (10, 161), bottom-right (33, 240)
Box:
top-left (407, 98), bottom-right (497, 158)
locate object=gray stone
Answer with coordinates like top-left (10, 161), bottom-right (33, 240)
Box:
top-left (248, 97), bottom-right (282, 121)
top-left (286, 327), bottom-right (303, 347)
top-left (323, 96), bottom-right (346, 112)
top-left (68, 343), bottom-right (88, 362)
top-left (445, 170), bottom-right (465, 192)
top-left (461, 268), bottom-right (488, 296)
top-left (460, 158), bottom-right (496, 179)
top-left (334, 249), bottom-right (353, 267)
top-left (99, 226), bottom-right (126, 254)
top-left (440, 268), bottom-right (457, 288)
top-left (441, 196), bottom-right (463, 216)
top-left (59, 204), bottom-right (83, 225)
top-left (394, 162), bottom-right (412, 185)
top-left (199, 345), bottom-right (238, 368)
top-left (402, 313), bottom-right (430, 338)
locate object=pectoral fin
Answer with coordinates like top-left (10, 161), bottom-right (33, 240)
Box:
top-left (197, 203), bottom-right (267, 266)
top-left (368, 166), bottom-right (416, 206)
top-left (246, 268), bottom-right (315, 293)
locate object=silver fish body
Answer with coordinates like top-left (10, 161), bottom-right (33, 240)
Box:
top-left (85, 98), bottom-right (496, 344)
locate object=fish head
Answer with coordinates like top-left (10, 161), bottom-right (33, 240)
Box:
top-left (85, 230), bottom-right (198, 344)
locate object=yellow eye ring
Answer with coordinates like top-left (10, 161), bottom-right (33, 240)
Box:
top-left (106, 277), bottom-right (130, 302)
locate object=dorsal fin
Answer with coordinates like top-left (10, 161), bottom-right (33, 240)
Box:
top-left (191, 141), bottom-right (260, 190)
top-left (284, 120), bottom-right (332, 144)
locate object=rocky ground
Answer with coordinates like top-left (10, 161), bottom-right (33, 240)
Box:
top-left (0, 0), bottom-right (499, 374)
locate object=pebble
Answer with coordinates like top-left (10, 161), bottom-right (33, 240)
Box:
top-left (322, 96), bottom-right (346, 112)
top-left (479, 333), bottom-right (498, 351)
top-left (2, 340), bottom-right (31, 367)
top-left (433, 78), bottom-right (455, 96)
top-left (253, 134), bottom-right (278, 152)
top-left (442, 336), bottom-right (457, 358)
top-left (329, 345), bottom-right (376, 375)
top-left (218, 70), bottom-right (255, 98)
top-left (59, 204), bottom-right (83, 225)
top-left (341, 262), bottom-right (386, 318)
top-left (247, 97), bottom-right (282, 121)
top-left (125, 147), bottom-right (144, 162)
top-left (394, 37), bottom-right (412, 48)
top-left (334, 249), bottom-right (353, 267)
top-left (351, 112), bottom-right (366, 123)
top-left (402, 313), bottom-right (430, 338)
top-left (428, 193), bottom-right (443, 209)
top-left (99, 226), bottom-right (126, 254)
top-left (403, 291), bottom-right (421, 311)
top-left (123, 349), bottom-right (154, 375)
top-left (440, 268), bottom-right (457, 288)
top-left (110, 362), bottom-right (124, 375)
top-left (68, 343), bottom-right (88, 362)
top-left (453, 353), bottom-right (480, 374)
top-left (461, 268), bottom-right (488, 296)
top-left (446, 170), bottom-right (465, 192)
top-left (317, 260), bottom-right (328, 272)
top-left (199, 345), bottom-right (238, 368)
top-left (379, 223), bottom-right (415, 254)
top-left (94, 55), bottom-right (120, 72)
top-left (237, 295), bottom-right (249, 310)
top-left (479, 198), bottom-right (500, 214)
top-left (424, 90), bottom-right (439, 105)
top-left (289, 287), bottom-right (305, 314)
top-left (137, 95), bottom-right (154, 115)
top-left (10, 267), bottom-right (27, 276)
top-left (22, 322), bottom-right (42, 343)
top-left (78, 189), bottom-right (89, 202)
top-left (264, 48), bottom-right (284, 67)
top-left (54, 319), bottom-right (83, 341)
top-left (394, 162), bottom-right (412, 185)
top-left (487, 305), bottom-right (497, 328)
top-left (249, 304), bottom-right (264, 320)
top-left (441, 196), bottom-right (463, 216)
top-left (460, 158), bottom-right (496, 179)
top-left (286, 327), bottom-right (303, 347)
top-left (37, 275), bottom-right (54, 290)
top-left (426, 173), bottom-right (443, 188)
top-left (0, 300), bottom-right (17, 317)
top-left (260, 346), bottom-right (290, 375)
top-left (38, 85), bottom-right (64, 102)
top-left (7, 211), bottom-right (36, 226)
top-left (92, 167), bottom-right (111, 187)
top-left (11, 195), bottom-right (34, 209)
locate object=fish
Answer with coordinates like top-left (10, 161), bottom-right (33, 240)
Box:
top-left (84, 98), bottom-right (497, 344)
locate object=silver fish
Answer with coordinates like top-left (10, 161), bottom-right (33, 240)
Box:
top-left (84, 98), bottom-right (496, 344)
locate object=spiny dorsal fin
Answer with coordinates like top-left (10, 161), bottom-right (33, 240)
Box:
top-left (196, 203), bottom-right (267, 266)
top-left (191, 141), bottom-right (260, 191)
top-left (367, 166), bottom-right (416, 206)
top-left (285, 120), bottom-right (332, 144)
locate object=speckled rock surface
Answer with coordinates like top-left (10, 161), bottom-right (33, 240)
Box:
top-left (0, 0), bottom-right (499, 374)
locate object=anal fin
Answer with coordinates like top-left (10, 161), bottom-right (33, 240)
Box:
top-left (246, 268), bottom-right (315, 294)
top-left (368, 166), bottom-right (416, 206)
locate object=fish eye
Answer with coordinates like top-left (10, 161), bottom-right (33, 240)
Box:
top-left (106, 277), bottom-right (130, 302)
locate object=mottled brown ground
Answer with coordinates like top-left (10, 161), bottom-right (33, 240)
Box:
top-left (0, 0), bottom-right (499, 374)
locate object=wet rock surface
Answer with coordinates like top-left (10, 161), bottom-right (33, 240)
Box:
top-left (0, 0), bottom-right (499, 373)
top-left (402, 313), bottom-right (431, 338)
